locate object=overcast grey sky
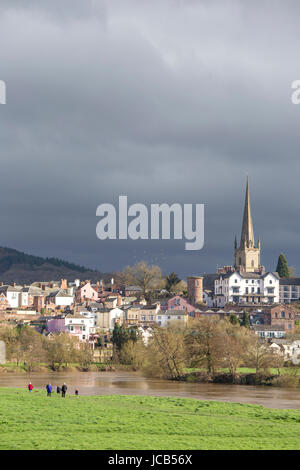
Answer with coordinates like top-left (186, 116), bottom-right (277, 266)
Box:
top-left (0, 0), bottom-right (300, 277)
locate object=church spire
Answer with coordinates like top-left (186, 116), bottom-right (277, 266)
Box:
top-left (240, 176), bottom-right (255, 248)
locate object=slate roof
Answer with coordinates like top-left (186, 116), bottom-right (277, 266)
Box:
top-left (279, 278), bottom-right (300, 286)
top-left (164, 310), bottom-right (187, 315)
top-left (253, 324), bottom-right (285, 331)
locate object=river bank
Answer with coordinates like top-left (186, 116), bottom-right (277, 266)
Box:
top-left (1, 371), bottom-right (300, 409)
top-left (2, 362), bottom-right (300, 388)
top-left (1, 388), bottom-right (300, 449)
top-left (0, 362), bottom-right (132, 374)
top-left (181, 370), bottom-right (300, 388)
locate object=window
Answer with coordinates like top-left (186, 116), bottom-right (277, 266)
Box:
top-left (281, 311), bottom-right (285, 318)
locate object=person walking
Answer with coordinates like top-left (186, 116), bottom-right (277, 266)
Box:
top-left (56, 385), bottom-right (61, 394)
top-left (61, 383), bottom-right (67, 398)
top-left (28, 382), bottom-right (33, 392)
top-left (75, 389), bottom-right (79, 396)
top-left (46, 383), bottom-right (52, 397)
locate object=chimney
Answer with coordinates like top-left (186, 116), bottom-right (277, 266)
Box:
top-left (12, 282), bottom-right (16, 287)
top-left (117, 293), bottom-right (122, 307)
top-left (60, 279), bottom-right (67, 290)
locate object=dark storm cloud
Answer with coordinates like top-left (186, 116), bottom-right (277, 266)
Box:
top-left (0, 0), bottom-right (300, 276)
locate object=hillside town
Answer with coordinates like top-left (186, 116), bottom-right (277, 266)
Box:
top-left (0, 179), bottom-right (300, 366)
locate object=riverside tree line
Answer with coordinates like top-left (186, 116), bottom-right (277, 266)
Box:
top-left (112, 317), bottom-right (287, 383)
top-left (0, 318), bottom-right (297, 384)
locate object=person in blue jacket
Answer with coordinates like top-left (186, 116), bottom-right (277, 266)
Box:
top-left (46, 383), bottom-right (52, 396)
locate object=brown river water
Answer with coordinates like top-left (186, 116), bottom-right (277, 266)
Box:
top-left (0, 371), bottom-right (300, 409)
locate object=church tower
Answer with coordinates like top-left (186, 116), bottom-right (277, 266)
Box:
top-left (234, 178), bottom-right (262, 273)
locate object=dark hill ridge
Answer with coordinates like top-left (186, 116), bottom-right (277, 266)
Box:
top-left (0, 247), bottom-right (107, 283)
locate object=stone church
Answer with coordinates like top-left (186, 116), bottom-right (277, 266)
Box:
top-left (234, 177), bottom-right (263, 274)
top-left (214, 178), bottom-right (280, 307)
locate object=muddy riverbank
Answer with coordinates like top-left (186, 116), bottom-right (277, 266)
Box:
top-left (0, 371), bottom-right (300, 409)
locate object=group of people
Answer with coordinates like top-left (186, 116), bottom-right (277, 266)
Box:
top-left (28, 381), bottom-right (79, 397)
top-left (46, 383), bottom-right (68, 397)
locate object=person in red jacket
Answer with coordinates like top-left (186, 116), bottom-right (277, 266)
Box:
top-left (28, 382), bottom-right (33, 392)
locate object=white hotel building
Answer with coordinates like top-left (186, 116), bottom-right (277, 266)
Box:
top-left (214, 271), bottom-right (279, 307)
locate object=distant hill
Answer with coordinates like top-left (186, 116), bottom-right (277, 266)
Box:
top-left (0, 247), bottom-right (108, 284)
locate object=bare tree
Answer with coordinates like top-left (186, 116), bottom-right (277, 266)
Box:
top-left (45, 333), bottom-right (78, 370)
top-left (185, 317), bottom-right (224, 375)
top-left (219, 320), bottom-right (252, 380)
top-left (143, 324), bottom-right (186, 379)
top-left (245, 336), bottom-right (280, 377)
top-left (121, 261), bottom-right (162, 298)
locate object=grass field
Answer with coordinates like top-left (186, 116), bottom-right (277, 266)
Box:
top-left (1, 388), bottom-right (300, 450)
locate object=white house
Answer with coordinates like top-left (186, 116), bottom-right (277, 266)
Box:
top-left (214, 271), bottom-right (280, 307)
top-left (156, 310), bottom-right (188, 327)
top-left (270, 339), bottom-right (300, 364)
top-left (0, 285), bottom-right (24, 308)
top-left (279, 278), bottom-right (300, 304)
top-left (47, 289), bottom-right (74, 307)
top-left (95, 307), bottom-right (124, 331)
top-left (65, 314), bottom-right (95, 341)
top-left (253, 324), bottom-right (285, 339)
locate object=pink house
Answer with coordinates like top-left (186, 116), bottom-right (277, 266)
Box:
top-left (75, 282), bottom-right (99, 303)
top-left (46, 317), bottom-right (66, 333)
top-left (166, 295), bottom-right (195, 316)
top-left (46, 315), bottom-right (93, 343)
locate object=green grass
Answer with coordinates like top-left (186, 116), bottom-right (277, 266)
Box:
top-left (1, 389), bottom-right (300, 449)
top-left (185, 367), bottom-right (300, 375)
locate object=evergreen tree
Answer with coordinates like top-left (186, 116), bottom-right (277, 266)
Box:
top-left (166, 272), bottom-right (181, 293)
top-left (111, 324), bottom-right (137, 352)
top-left (240, 312), bottom-right (250, 329)
top-left (229, 313), bottom-right (239, 325)
top-left (276, 253), bottom-right (290, 278)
